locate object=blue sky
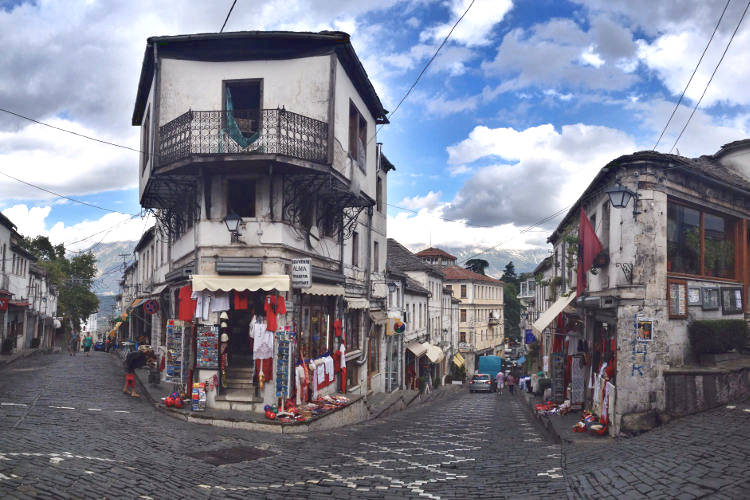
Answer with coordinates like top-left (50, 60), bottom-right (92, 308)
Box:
top-left (1, 0), bottom-right (749, 253)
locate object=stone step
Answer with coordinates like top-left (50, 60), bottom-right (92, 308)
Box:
top-left (216, 388), bottom-right (262, 403)
top-left (224, 379), bottom-right (254, 390)
top-left (211, 400), bottom-right (264, 412)
top-left (227, 367), bottom-right (254, 378)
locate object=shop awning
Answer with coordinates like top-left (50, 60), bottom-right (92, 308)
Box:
top-left (532, 292), bottom-right (577, 335)
top-left (452, 352), bottom-right (465, 368)
top-left (191, 274), bottom-right (290, 292)
top-left (406, 341), bottom-right (428, 357)
top-left (150, 283), bottom-right (168, 296)
top-left (130, 298), bottom-right (147, 309)
top-left (302, 283), bottom-right (345, 296)
top-left (426, 344), bottom-right (444, 364)
top-left (345, 298), bottom-right (369, 309)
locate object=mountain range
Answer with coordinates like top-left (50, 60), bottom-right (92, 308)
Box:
top-left (88, 241), bottom-right (550, 296)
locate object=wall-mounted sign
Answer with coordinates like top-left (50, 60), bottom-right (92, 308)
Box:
top-left (636, 316), bottom-right (653, 342)
top-left (667, 279), bottom-right (687, 319)
top-left (144, 299), bottom-right (159, 315)
top-left (458, 342), bottom-right (472, 353)
top-left (291, 258), bottom-right (311, 289)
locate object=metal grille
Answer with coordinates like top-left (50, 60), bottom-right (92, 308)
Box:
top-left (159, 108), bottom-right (328, 165)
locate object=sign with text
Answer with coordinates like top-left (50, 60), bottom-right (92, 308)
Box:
top-left (291, 258), bottom-right (311, 289)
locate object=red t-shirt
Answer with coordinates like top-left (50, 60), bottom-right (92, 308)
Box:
top-left (234, 291), bottom-right (249, 310)
top-left (264, 295), bottom-right (286, 332)
top-left (178, 285), bottom-right (197, 321)
top-left (334, 319), bottom-right (342, 337)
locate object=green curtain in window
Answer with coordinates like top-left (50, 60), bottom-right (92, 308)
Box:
top-left (225, 88), bottom-right (259, 148)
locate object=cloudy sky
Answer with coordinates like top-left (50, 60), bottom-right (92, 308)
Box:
top-left (1, 0), bottom-right (750, 254)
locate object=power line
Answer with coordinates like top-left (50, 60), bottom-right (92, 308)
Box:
top-left (63, 214), bottom-right (140, 247)
top-left (670, 0), bottom-right (750, 153)
top-left (388, 202), bottom-right (512, 229)
top-left (653, 0), bottom-right (732, 151)
top-left (373, 0), bottom-right (476, 141)
top-left (0, 107), bottom-right (141, 153)
top-left (0, 169), bottom-right (138, 216)
top-left (220, 0), bottom-right (238, 33)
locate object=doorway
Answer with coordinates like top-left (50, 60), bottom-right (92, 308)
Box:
top-left (228, 309), bottom-right (252, 367)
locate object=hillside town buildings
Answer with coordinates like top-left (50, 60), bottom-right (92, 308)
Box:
top-left (0, 213), bottom-right (59, 354)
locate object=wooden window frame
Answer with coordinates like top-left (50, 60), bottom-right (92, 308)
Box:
top-left (720, 286), bottom-right (744, 315)
top-left (667, 198), bottom-right (741, 282)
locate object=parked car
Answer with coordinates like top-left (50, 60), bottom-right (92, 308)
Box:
top-left (94, 341), bottom-right (106, 352)
top-left (469, 373), bottom-right (493, 393)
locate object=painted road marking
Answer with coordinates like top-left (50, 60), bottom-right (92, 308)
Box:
top-left (1, 402), bottom-right (28, 407)
top-left (87, 408), bottom-right (102, 411)
top-left (49, 406), bottom-right (75, 410)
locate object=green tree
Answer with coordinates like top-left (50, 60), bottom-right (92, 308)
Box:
top-left (465, 258), bottom-right (489, 275)
top-left (21, 236), bottom-right (99, 331)
top-left (501, 261), bottom-right (519, 287)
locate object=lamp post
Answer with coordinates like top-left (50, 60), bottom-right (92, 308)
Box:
top-left (223, 211), bottom-right (242, 243)
top-left (605, 172), bottom-right (640, 219)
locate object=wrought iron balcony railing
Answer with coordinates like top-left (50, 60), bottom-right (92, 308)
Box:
top-left (159, 108), bottom-right (329, 166)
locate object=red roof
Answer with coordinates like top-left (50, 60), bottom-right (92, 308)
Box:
top-left (416, 247), bottom-right (457, 260)
top-left (441, 266), bottom-right (504, 284)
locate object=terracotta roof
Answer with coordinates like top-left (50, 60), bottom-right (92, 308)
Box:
top-left (387, 239), bottom-right (444, 277)
top-left (415, 247), bottom-right (457, 260)
top-left (441, 265), bottom-right (503, 284)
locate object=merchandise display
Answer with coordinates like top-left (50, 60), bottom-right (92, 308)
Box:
top-left (165, 320), bottom-right (184, 385)
top-left (196, 325), bottom-right (219, 369)
top-left (263, 394), bottom-right (351, 423)
top-left (192, 382), bottom-right (207, 411)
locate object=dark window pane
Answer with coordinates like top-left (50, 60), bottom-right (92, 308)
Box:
top-left (227, 180), bottom-right (255, 218)
top-left (667, 203), bottom-right (700, 275)
top-left (704, 213), bottom-right (734, 278)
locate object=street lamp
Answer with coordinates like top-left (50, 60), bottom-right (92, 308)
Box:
top-left (605, 172), bottom-right (641, 219)
top-left (223, 211), bottom-right (242, 243)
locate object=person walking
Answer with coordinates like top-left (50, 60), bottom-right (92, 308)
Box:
top-left (507, 373), bottom-right (516, 395)
top-left (82, 333), bottom-right (93, 357)
top-left (495, 370), bottom-right (505, 396)
top-left (68, 331), bottom-right (79, 356)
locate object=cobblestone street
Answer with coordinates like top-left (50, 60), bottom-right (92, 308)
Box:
top-left (0, 352), bottom-right (748, 499)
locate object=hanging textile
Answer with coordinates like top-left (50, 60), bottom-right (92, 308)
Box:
top-left (178, 285), bottom-right (197, 321)
top-left (264, 294), bottom-right (286, 332)
top-left (210, 292), bottom-right (231, 312)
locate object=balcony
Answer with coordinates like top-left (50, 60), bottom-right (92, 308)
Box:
top-left (158, 108), bottom-right (329, 167)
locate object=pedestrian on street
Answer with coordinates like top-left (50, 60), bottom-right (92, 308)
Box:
top-left (82, 333), bottom-right (93, 357)
top-left (123, 346), bottom-right (156, 398)
top-left (68, 331), bottom-right (79, 356)
top-left (507, 373), bottom-right (516, 395)
top-left (495, 370), bottom-right (505, 396)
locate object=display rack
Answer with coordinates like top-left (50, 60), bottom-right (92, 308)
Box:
top-left (196, 325), bottom-right (219, 369)
top-left (165, 319), bottom-right (184, 386)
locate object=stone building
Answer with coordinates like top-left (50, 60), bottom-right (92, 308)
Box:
top-left (533, 141), bottom-right (750, 435)
top-left (122, 30), bottom-right (390, 412)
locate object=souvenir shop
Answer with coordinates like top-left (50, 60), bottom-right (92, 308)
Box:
top-left (161, 274), bottom-right (352, 420)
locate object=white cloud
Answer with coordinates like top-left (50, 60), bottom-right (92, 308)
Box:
top-left (399, 190), bottom-right (443, 210)
top-left (447, 164), bottom-right (473, 176)
top-left (420, 0), bottom-right (513, 47)
top-left (482, 18), bottom-right (639, 93)
top-left (444, 123), bottom-right (638, 226)
top-left (2, 204), bottom-right (152, 252)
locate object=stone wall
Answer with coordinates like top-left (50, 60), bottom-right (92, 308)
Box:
top-left (665, 367), bottom-right (750, 418)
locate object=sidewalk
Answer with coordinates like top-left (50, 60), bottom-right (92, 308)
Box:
top-left (119, 349), bottom-right (458, 433)
top-left (517, 389), bottom-right (612, 446)
top-left (0, 347), bottom-right (57, 367)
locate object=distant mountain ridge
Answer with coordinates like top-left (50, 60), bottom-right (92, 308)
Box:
top-left (89, 241), bottom-right (136, 296)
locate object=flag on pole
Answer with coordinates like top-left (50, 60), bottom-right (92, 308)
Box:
top-left (577, 208), bottom-right (604, 297)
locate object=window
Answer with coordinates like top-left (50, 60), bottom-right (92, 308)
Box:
top-left (141, 107), bottom-right (150, 172)
top-left (1, 244), bottom-right (5, 272)
top-left (601, 201), bottom-right (610, 249)
top-left (348, 101), bottom-right (367, 171)
top-left (419, 304), bottom-right (422, 328)
top-left (352, 231), bottom-right (359, 267)
top-left (373, 241), bottom-right (379, 273)
top-left (345, 310), bottom-right (361, 352)
top-left (460, 309), bottom-right (467, 322)
top-left (460, 332), bottom-right (466, 343)
top-left (376, 176), bottom-right (383, 212)
top-left (347, 364), bottom-right (359, 390)
top-left (446, 284), bottom-right (452, 293)
top-left (227, 179), bottom-right (256, 218)
top-left (224, 80), bottom-right (262, 137)
top-left (368, 329), bottom-right (380, 375)
top-left (667, 201), bottom-right (736, 279)
top-left (461, 285), bottom-right (467, 298)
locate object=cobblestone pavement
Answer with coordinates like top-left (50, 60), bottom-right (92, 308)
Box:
top-left (0, 353), bottom-right (747, 499)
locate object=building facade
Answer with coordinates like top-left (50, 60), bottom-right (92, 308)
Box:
top-left (122, 30), bottom-right (389, 412)
top-left (532, 142), bottom-right (750, 435)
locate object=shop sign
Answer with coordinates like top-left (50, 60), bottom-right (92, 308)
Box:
top-left (458, 342), bottom-right (472, 353)
top-left (291, 258), bottom-right (311, 289)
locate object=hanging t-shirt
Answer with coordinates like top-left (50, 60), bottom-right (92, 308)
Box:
top-left (234, 291), bottom-right (249, 310)
top-left (339, 342), bottom-right (346, 369)
top-left (334, 319), bottom-right (342, 337)
top-left (264, 295), bottom-right (287, 332)
top-left (178, 285), bottom-right (197, 321)
top-left (191, 291), bottom-right (211, 321)
top-left (324, 355), bottom-right (334, 383)
top-left (210, 292), bottom-right (231, 312)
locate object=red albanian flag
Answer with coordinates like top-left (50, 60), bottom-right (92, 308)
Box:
top-left (577, 208), bottom-right (603, 297)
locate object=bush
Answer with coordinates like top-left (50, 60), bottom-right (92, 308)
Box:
top-left (688, 320), bottom-right (748, 355)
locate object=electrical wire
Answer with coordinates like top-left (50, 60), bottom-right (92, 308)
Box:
top-left (220, 0), bottom-right (238, 33)
top-left (0, 107), bottom-right (141, 153)
top-left (371, 0), bottom-right (476, 143)
top-left (653, 0), bottom-right (732, 151)
top-left (669, 0), bottom-right (750, 153)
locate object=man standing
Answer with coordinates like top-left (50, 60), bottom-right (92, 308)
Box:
top-left (507, 373), bottom-right (516, 395)
top-left (68, 331), bottom-right (79, 356)
top-left (495, 370), bottom-right (505, 396)
top-left (82, 333), bottom-right (93, 357)
top-left (123, 346), bottom-right (156, 398)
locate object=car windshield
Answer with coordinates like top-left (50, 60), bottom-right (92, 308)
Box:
top-left (473, 375), bottom-right (490, 381)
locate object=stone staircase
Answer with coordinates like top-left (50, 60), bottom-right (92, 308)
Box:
top-left (214, 365), bottom-right (264, 411)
